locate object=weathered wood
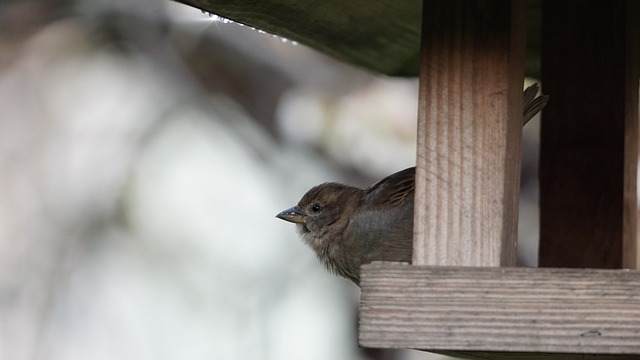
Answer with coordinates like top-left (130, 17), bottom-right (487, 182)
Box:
top-left (433, 350), bottom-right (635, 360)
top-left (623, 2), bottom-right (640, 270)
top-left (539, 0), bottom-right (640, 269)
top-left (413, 0), bottom-right (525, 266)
top-left (359, 263), bottom-right (640, 356)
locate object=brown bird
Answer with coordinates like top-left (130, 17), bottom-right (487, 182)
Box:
top-left (276, 84), bottom-right (548, 285)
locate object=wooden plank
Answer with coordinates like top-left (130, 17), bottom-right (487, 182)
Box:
top-left (623, 2), bottom-right (640, 270)
top-left (359, 262), bottom-right (640, 356)
top-left (413, 0), bottom-right (525, 266)
top-left (433, 351), bottom-right (634, 360)
top-left (539, 0), bottom-right (640, 269)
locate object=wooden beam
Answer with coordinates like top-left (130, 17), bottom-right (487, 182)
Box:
top-left (539, 1), bottom-right (640, 269)
top-left (623, 2), bottom-right (640, 270)
top-left (413, 0), bottom-right (526, 266)
top-left (359, 262), bottom-right (640, 357)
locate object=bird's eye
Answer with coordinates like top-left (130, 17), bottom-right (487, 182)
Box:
top-left (311, 203), bottom-right (322, 213)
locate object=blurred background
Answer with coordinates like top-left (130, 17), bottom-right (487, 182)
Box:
top-left (0, 1), bottom-right (543, 359)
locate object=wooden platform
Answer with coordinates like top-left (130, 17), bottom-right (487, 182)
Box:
top-left (359, 263), bottom-right (640, 358)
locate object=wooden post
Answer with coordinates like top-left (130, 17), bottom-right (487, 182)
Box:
top-left (623, 2), bottom-right (639, 270)
top-left (413, 0), bottom-right (526, 266)
top-left (539, 0), bottom-right (640, 269)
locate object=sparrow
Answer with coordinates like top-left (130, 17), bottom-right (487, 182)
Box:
top-left (276, 84), bottom-right (548, 285)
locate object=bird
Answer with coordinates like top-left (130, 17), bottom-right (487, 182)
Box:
top-left (276, 84), bottom-right (548, 285)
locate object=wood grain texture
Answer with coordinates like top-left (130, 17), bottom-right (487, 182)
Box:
top-left (359, 262), bottom-right (640, 356)
top-left (623, 2), bottom-right (640, 270)
top-left (413, 0), bottom-right (525, 266)
top-left (539, 0), bottom-right (639, 269)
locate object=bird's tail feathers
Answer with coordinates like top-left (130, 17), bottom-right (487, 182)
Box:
top-left (522, 83), bottom-right (549, 125)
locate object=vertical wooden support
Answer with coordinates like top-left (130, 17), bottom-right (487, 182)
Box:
top-left (413, 0), bottom-right (526, 266)
top-left (624, 3), bottom-right (640, 270)
top-left (539, 1), bottom-right (640, 269)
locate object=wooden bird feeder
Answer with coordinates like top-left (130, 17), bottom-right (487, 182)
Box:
top-left (358, 1), bottom-right (640, 358)
top-left (186, 0), bottom-right (640, 357)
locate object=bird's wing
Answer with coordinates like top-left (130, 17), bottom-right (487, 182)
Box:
top-left (361, 85), bottom-right (545, 208)
top-left (362, 167), bottom-right (415, 208)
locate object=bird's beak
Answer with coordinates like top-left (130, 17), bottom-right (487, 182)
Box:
top-left (276, 206), bottom-right (305, 223)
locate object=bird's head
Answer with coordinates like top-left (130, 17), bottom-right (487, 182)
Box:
top-left (276, 183), bottom-right (361, 238)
